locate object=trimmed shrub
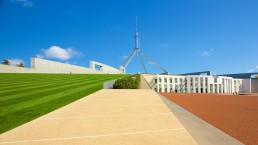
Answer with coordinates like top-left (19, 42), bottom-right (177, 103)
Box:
top-left (113, 74), bottom-right (140, 89)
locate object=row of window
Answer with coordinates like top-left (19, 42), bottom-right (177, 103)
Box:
top-left (157, 77), bottom-right (241, 86)
top-left (157, 83), bottom-right (239, 93)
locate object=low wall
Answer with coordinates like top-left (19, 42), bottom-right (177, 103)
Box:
top-left (103, 80), bottom-right (117, 89)
top-left (139, 75), bottom-right (152, 89)
top-left (0, 58), bottom-right (123, 74)
top-left (0, 64), bottom-right (35, 73)
top-left (142, 74), bottom-right (156, 84)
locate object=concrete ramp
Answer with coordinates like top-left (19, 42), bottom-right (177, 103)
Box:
top-left (0, 89), bottom-right (197, 145)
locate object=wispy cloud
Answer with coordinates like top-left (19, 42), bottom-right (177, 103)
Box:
top-left (36, 46), bottom-right (82, 61)
top-left (36, 54), bottom-right (44, 59)
top-left (159, 43), bottom-right (168, 49)
top-left (12, 0), bottom-right (33, 8)
top-left (246, 65), bottom-right (258, 73)
top-left (147, 61), bottom-right (154, 65)
top-left (8, 59), bottom-right (25, 66)
top-left (65, 61), bottom-right (77, 65)
top-left (122, 55), bottom-right (128, 59)
top-left (247, 69), bottom-right (254, 73)
top-left (201, 48), bottom-right (214, 57)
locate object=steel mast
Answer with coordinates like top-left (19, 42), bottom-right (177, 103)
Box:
top-left (119, 17), bottom-right (168, 74)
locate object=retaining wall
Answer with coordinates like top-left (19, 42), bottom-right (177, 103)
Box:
top-left (0, 58), bottom-right (123, 74)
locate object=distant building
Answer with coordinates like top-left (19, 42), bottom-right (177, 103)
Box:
top-left (154, 74), bottom-right (242, 93)
top-left (144, 71), bottom-right (258, 93)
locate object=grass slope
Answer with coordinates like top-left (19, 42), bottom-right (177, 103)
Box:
top-left (0, 73), bottom-right (127, 134)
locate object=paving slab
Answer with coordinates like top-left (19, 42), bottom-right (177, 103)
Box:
top-left (0, 89), bottom-right (197, 145)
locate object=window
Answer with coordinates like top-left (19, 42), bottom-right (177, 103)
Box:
top-left (175, 78), bottom-right (178, 83)
top-left (170, 78), bottom-right (173, 83)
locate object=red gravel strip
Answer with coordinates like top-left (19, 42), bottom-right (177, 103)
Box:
top-left (160, 93), bottom-right (258, 145)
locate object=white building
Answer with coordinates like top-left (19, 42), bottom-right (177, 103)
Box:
top-left (153, 74), bottom-right (243, 93)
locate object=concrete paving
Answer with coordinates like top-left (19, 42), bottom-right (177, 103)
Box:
top-left (0, 89), bottom-right (197, 145)
top-left (160, 95), bottom-right (244, 145)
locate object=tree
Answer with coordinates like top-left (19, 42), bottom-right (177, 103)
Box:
top-left (16, 62), bottom-right (24, 67)
top-left (2, 59), bottom-right (10, 65)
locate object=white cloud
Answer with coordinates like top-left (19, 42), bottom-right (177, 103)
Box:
top-left (37, 46), bottom-right (82, 61)
top-left (13, 0), bottom-right (33, 8)
top-left (201, 48), bottom-right (214, 57)
top-left (256, 65), bottom-right (258, 69)
top-left (247, 69), bottom-right (254, 73)
top-left (8, 59), bottom-right (25, 66)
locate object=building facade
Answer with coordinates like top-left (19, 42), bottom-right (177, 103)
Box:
top-left (153, 74), bottom-right (243, 93)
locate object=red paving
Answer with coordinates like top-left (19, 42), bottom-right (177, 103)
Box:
top-left (160, 93), bottom-right (258, 145)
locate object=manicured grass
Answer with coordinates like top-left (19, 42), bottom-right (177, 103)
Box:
top-left (0, 73), bottom-right (127, 134)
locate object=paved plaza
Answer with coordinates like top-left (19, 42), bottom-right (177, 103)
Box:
top-left (0, 89), bottom-right (197, 145)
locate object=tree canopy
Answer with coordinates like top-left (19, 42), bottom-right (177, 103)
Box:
top-left (2, 59), bottom-right (10, 65)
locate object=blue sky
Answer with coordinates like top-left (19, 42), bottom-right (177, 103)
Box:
top-left (0, 0), bottom-right (258, 74)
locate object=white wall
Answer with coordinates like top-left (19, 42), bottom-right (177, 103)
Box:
top-left (90, 61), bottom-right (123, 74)
top-left (32, 58), bottom-right (103, 74)
top-left (0, 64), bottom-right (36, 73)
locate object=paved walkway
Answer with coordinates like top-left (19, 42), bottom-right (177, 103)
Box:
top-left (0, 89), bottom-right (197, 145)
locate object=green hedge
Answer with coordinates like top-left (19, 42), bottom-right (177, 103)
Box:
top-left (113, 74), bottom-right (140, 89)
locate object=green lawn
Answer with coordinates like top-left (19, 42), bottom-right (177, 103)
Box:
top-left (0, 73), bottom-right (127, 134)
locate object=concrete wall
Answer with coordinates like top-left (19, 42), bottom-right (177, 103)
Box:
top-left (0, 64), bottom-right (36, 73)
top-left (139, 75), bottom-right (152, 89)
top-left (32, 58), bottom-right (103, 74)
top-left (103, 80), bottom-right (117, 89)
top-left (242, 79), bottom-right (251, 93)
top-left (142, 74), bottom-right (156, 84)
top-left (90, 61), bottom-right (123, 74)
top-left (0, 58), bottom-right (123, 74)
top-left (251, 79), bottom-right (258, 93)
